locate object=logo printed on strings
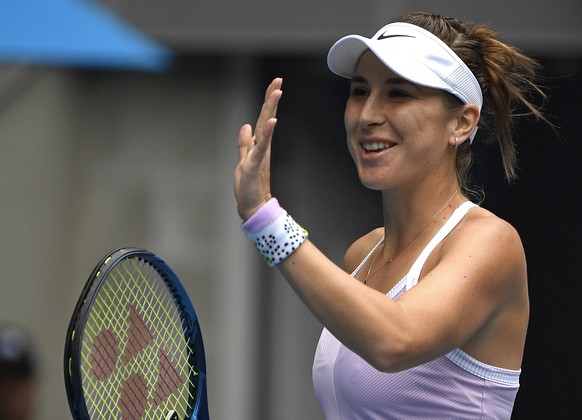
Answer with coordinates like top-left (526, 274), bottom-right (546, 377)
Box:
top-left (89, 302), bottom-right (185, 418)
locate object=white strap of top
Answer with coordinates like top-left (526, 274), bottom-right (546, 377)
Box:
top-left (351, 236), bottom-right (385, 277)
top-left (351, 201), bottom-right (476, 279)
top-left (405, 200), bottom-right (477, 290)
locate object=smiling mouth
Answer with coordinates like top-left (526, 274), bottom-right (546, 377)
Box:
top-left (361, 141), bottom-right (395, 152)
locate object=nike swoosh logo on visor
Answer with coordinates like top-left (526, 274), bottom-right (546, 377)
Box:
top-left (377, 33), bottom-right (416, 40)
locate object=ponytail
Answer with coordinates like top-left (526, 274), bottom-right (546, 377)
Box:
top-left (465, 24), bottom-right (546, 181)
top-left (395, 12), bottom-right (547, 188)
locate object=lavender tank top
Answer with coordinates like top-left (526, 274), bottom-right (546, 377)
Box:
top-left (312, 201), bottom-right (521, 419)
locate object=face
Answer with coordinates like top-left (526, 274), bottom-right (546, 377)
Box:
top-left (344, 51), bottom-right (460, 191)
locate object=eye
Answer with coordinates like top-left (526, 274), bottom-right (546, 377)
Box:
top-left (388, 89), bottom-right (409, 99)
top-left (349, 85), bottom-right (368, 97)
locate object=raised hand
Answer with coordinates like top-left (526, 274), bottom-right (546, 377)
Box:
top-left (234, 78), bottom-right (283, 221)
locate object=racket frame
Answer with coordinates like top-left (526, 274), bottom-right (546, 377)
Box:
top-left (64, 247), bottom-right (209, 420)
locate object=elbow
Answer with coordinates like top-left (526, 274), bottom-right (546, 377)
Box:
top-left (365, 337), bottom-right (414, 373)
top-left (368, 355), bottom-right (408, 374)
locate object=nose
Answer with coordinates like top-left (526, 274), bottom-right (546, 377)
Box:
top-left (359, 93), bottom-right (385, 128)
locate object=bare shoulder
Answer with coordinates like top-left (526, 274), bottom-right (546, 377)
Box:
top-left (455, 206), bottom-right (524, 252)
top-left (343, 227), bottom-right (384, 273)
top-left (443, 205), bottom-right (526, 289)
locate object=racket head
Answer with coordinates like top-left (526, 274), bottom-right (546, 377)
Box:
top-left (64, 248), bottom-right (209, 420)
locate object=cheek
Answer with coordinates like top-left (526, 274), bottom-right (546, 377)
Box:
top-left (344, 97), bottom-right (364, 129)
top-left (343, 109), bottom-right (359, 162)
top-left (345, 129), bottom-right (357, 161)
top-left (399, 111), bottom-right (445, 143)
top-left (344, 104), bottom-right (355, 132)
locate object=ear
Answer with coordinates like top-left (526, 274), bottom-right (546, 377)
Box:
top-left (450, 104), bottom-right (480, 146)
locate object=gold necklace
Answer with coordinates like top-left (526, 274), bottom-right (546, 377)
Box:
top-left (363, 188), bottom-right (460, 285)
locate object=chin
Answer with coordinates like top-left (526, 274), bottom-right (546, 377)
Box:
top-left (359, 176), bottom-right (389, 191)
top-left (357, 168), bottom-right (394, 190)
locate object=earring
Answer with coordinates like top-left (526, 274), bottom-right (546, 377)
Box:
top-left (454, 137), bottom-right (458, 148)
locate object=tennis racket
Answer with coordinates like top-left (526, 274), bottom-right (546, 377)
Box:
top-left (64, 247), bottom-right (209, 420)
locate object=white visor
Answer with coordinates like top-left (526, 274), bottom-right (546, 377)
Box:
top-left (327, 22), bottom-right (483, 142)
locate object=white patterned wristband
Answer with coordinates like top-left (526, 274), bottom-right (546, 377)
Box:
top-left (241, 198), bottom-right (308, 267)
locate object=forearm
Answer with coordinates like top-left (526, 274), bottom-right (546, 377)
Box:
top-left (277, 240), bottom-right (409, 371)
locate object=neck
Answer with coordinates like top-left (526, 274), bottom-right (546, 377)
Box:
top-left (380, 183), bottom-right (464, 252)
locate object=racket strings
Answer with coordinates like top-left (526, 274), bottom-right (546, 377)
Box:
top-left (124, 262), bottom-right (195, 418)
top-left (79, 258), bottom-right (197, 419)
top-left (127, 261), bottom-right (196, 419)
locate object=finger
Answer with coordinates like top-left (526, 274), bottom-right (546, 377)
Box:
top-left (264, 77), bottom-right (283, 103)
top-left (255, 79), bottom-right (283, 145)
top-left (254, 90), bottom-right (282, 149)
top-left (263, 79), bottom-right (282, 122)
top-left (253, 117), bottom-right (277, 155)
top-left (237, 124), bottom-right (252, 162)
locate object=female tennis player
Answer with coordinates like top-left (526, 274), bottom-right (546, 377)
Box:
top-left (235, 11), bottom-right (546, 418)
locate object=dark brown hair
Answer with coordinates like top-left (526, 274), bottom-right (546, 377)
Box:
top-left (395, 12), bottom-right (547, 193)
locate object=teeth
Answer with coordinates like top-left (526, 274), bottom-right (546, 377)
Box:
top-left (363, 142), bottom-right (392, 151)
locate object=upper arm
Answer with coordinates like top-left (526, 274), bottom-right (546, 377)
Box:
top-left (388, 213), bottom-right (527, 369)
